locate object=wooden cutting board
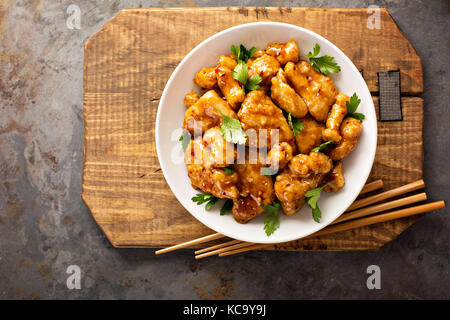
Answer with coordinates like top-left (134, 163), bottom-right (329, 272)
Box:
top-left (82, 7), bottom-right (423, 250)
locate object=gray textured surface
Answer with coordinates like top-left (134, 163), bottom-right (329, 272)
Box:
top-left (0, 0), bottom-right (449, 300)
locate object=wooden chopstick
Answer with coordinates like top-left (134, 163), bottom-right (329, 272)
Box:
top-left (347, 179), bottom-right (424, 211)
top-left (360, 179), bottom-right (384, 195)
top-left (196, 190), bottom-right (426, 259)
top-left (156, 179), bottom-right (384, 255)
top-left (195, 242), bottom-right (256, 260)
top-left (334, 192), bottom-right (427, 224)
top-left (219, 201), bottom-right (445, 257)
top-left (155, 232), bottom-right (223, 255)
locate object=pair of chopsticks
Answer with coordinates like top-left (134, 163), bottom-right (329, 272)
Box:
top-left (155, 179), bottom-right (445, 258)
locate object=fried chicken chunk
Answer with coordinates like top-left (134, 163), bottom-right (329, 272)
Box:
top-left (271, 69), bottom-right (308, 118)
top-left (218, 54), bottom-right (238, 70)
top-left (266, 142), bottom-right (294, 171)
top-left (329, 117), bottom-right (363, 160)
top-left (284, 60), bottom-right (337, 122)
top-left (266, 40), bottom-right (300, 66)
top-left (216, 65), bottom-right (245, 110)
top-left (275, 152), bottom-right (332, 215)
top-left (247, 54), bottom-right (281, 86)
top-left (232, 157), bottom-right (275, 224)
top-left (182, 90), bottom-right (237, 135)
top-left (185, 136), bottom-right (239, 199)
top-left (322, 93), bottom-right (349, 143)
top-left (323, 161), bottom-right (345, 192)
top-left (184, 91), bottom-right (199, 108)
top-left (194, 67), bottom-right (217, 89)
top-left (294, 115), bottom-right (325, 154)
top-left (238, 90), bottom-right (294, 149)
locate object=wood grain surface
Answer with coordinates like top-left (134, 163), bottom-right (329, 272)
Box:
top-left (82, 7), bottom-right (424, 250)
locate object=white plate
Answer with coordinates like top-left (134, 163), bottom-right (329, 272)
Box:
top-left (155, 22), bottom-right (377, 244)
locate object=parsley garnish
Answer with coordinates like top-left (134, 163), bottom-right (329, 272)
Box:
top-left (232, 61), bottom-right (262, 92)
top-left (306, 44), bottom-right (341, 75)
top-left (231, 44), bottom-right (256, 63)
top-left (220, 199), bottom-right (233, 216)
top-left (260, 167), bottom-right (278, 176)
top-left (287, 113), bottom-right (304, 137)
top-left (179, 131), bottom-right (191, 152)
top-left (262, 201), bottom-right (281, 236)
top-left (311, 141), bottom-right (336, 153)
top-left (218, 111), bottom-right (247, 145)
top-left (192, 193), bottom-right (219, 211)
top-left (305, 182), bottom-right (334, 223)
top-left (223, 167), bottom-right (234, 175)
top-left (346, 93), bottom-right (365, 121)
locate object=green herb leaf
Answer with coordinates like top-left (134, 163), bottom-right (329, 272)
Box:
top-left (245, 74), bottom-right (262, 91)
top-left (287, 113), bottom-right (304, 137)
top-left (223, 167), bottom-right (234, 175)
top-left (220, 199), bottom-right (233, 216)
top-left (306, 43), bottom-right (341, 75)
top-left (179, 131), bottom-right (191, 152)
top-left (219, 111), bottom-right (247, 145)
top-left (346, 93), bottom-right (365, 121)
top-left (304, 182), bottom-right (334, 223)
top-left (262, 201), bottom-right (281, 214)
top-left (231, 44), bottom-right (241, 61)
top-left (260, 167), bottom-right (278, 176)
top-left (240, 44), bottom-right (256, 62)
top-left (205, 197), bottom-right (219, 210)
top-left (311, 141), bottom-right (336, 153)
top-left (192, 193), bottom-right (215, 205)
top-left (232, 61), bottom-right (249, 85)
top-left (192, 193), bottom-right (220, 211)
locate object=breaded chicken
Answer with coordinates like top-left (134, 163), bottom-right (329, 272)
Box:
top-left (322, 93), bottom-right (349, 143)
top-left (218, 54), bottom-right (238, 70)
top-left (238, 90), bottom-right (294, 150)
top-left (323, 161), bottom-right (345, 192)
top-left (284, 60), bottom-right (337, 122)
top-left (216, 65), bottom-right (245, 110)
top-left (275, 152), bottom-right (332, 215)
top-left (247, 54), bottom-right (281, 86)
top-left (185, 138), bottom-right (239, 199)
top-left (194, 67), bottom-right (217, 89)
top-left (265, 40), bottom-right (300, 65)
top-left (294, 115), bottom-right (325, 154)
top-left (232, 157), bottom-right (275, 223)
top-left (266, 142), bottom-right (294, 171)
top-left (271, 69), bottom-right (308, 118)
top-left (184, 91), bottom-right (199, 108)
top-left (329, 117), bottom-right (363, 160)
top-left (182, 90), bottom-right (237, 135)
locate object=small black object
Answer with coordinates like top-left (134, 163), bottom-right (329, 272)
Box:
top-left (378, 70), bottom-right (402, 121)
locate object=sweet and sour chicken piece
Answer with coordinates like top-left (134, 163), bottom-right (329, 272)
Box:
top-left (184, 91), bottom-right (199, 108)
top-left (274, 152), bottom-right (333, 215)
top-left (216, 65), bottom-right (245, 110)
top-left (266, 142), bottom-right (294, 171)
top-left (284, 60), bottom-right (337, 122)
top-left (218, 54), bottom-right (238, 70)
top-left (247, 54), bottom-right (281, 86)
top-left (185, 137), bottom-right (239, 199)
top-left (323, 161), bottom-right (345, 192)
top-left (232, 159), bottom-right (275, 224)
top-left (183, 90), bottom-right (237, 135)
top-left (294, 115), bottom-right (325, 154)
top-left (329, 117), bottom-right (363, 160)
top-left (238, 90), bottom-right (294, 150)
top-left (265, 40), bottom-right (300, 66)
top-left (194, 67), bottom-right (217, 89)
top-left (322, 93), bottom-right (349, 143)
top-left (271, 69), bottom-right (308, 118)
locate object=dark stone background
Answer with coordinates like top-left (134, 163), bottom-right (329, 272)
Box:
top-left (0, 0), bottom-right (448, 299)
